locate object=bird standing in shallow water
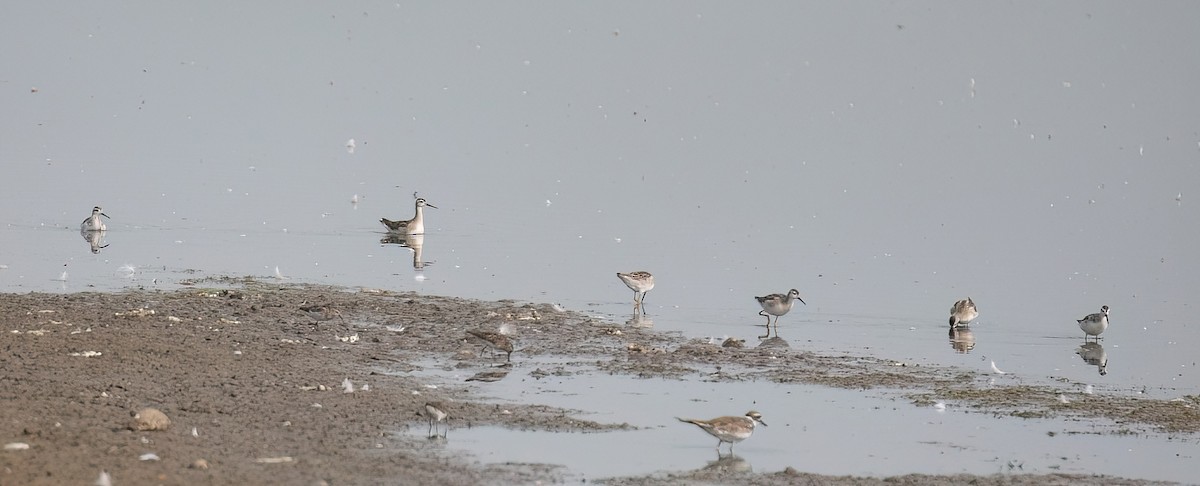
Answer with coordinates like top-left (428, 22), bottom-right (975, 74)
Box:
top-left (949, 297), bottom-right (978, 327)
top-left (755, 289), bottom-right (805, 336)
top-left (676, 411), bottom-right (767, 453)
top-left (616, 271), bottom-right (655, 313)
top-left (424, 402), bottom-right (449, 437)
top-left (1076, 305), bottom-right (1109, 341)
top-left (380, 197), bottom-right (437, 234)
top-left (466, 330), bottom-right (514, 361)
top-left (80, 206), bottom-right (110, 232)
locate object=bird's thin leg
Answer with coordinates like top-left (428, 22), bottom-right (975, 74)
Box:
top-left (759, 310), bottom-right (771, 326)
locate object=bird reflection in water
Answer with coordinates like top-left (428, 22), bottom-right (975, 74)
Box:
top-left (465, 368), bottom-right (510, 382)
top-left (80, 228), bottom-right (109, 254)
top-left (700, 452), bottom-right (752, 474)
top-left (756, 335), bottom-right (790, 349)
top-left (626, 311), bottom-right (653, 328)
top-left (948, 326), bottom-right (976, 354)
top-left (380, 232), bottom-right (429, 270)
top-left (1076, 342), bottom-right (1108, 376)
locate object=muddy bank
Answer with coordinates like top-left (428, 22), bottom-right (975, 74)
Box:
top-left (0, 281), bottom-right (1192, 485)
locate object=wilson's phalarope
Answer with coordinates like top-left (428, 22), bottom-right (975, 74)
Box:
top-left (676, 411), bottom-right (766, 452)
top-left (1076, 305), bottom-right (1109, 341)
top-left (616, 271), bottom-right (655, 312)
top-left (755, 289), bottom-right (805, 330)
top-left (380, 197), bottom-right (437, 233)
top-left (949, 297), bottom-right (978, 327)
top-left (424, 401), bottom-right (449, 437)
top-left (466, 329), bottom-right (514, 361)
top-left (80, 206), bottom-right (109, 232)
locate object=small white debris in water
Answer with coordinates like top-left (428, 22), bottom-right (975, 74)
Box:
top-left (424, 384), bottom-right (438, 389)
top-left (351, 194), bottom-right (360, 205)
top-left (3, 442), bottom-right (30, 450)
top-left (336, 334), bottom-right (359, 343)
top-left (57, 271), bottom-right (68, 282)
top-left (311, 403), bottom-right (323, 409)
top-left (233, 350), bottom-right (242, 355)
top-left (933, 402), bottom-right (946, 412)
top-left (139, 453), bottom-right (160, 461)
top-left (95, 471), bottom-right (112, 486)
top-left (414, 273), bottom-right (426, 282)
top-left (345, 138), bottom-right (356, 154)
top-left (411, 391), bottom-right (421, 395)
top-left (1058, 394), bottom-right (1071, 404)
top-left (191, 427), bottom-right (199, 437)
top-left (386, 325), bottom-right (406, 333)
top-left (342, 378), bottom-right (354, 393)
top-left (274, 266), bottom-right (286, 279)
top-left (545, 199), bottom-right (552, 206)
top-left (360, 383), bottom-right (370, 391)
top-left (990, 361), bottom-right (1007, 375)
top-left (167, 316), bottom-right (182, 322)
top-left (614, 237), bottom-right (622, 243)
top-left (1084, 384), bottom-right (1094, 394)
top-left (69, 351), bottom-right (103, 357)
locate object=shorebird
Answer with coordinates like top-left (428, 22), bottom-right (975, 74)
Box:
top-left (1076, 305), bottom-right (1109, 341)
top-left (424, 401), bottom-right (449, 437)
top-left (380, 197), bottom-right (437, 234)
top-left (616, 271), bottom-right (654, 312)
top-left (80, 206), bottom-right (110, 232)
top-left (466, 330), bottom-right (514, 361)
top-left (755, 289), bottom-right (805, 330)
top-left (676, 411), bottom-right (767, 452)
top-left (949, 297), bottom-right (978, 327)
top-left (299, 303), bottom-right (346, 325)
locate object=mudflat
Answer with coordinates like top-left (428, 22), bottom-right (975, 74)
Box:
top-left (1, 281), bottom-right (1192, 485)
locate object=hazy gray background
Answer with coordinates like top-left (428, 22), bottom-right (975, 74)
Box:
top-left (3, 2), bottom-right (1198, 481)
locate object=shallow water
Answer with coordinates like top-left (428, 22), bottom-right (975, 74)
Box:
top-left (414, 368), bottom-right (1200, 483)
top-left (3, 1), bottom-right (1199, 481)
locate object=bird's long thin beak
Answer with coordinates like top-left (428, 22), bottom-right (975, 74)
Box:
top-left (425, 203), bottom-right (438, 209)
top-left (797, 298), bottom-right (806, 305)
top-left (100, 212), bottom-right (111, 219)
top-left (758, 419), bottom-right (768, 427)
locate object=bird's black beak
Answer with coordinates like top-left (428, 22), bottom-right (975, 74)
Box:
top-left (100, 212), bottom-right (111, 219)
top-left (426, 203), bottom-right (438, 209)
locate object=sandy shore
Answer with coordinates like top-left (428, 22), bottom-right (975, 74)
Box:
top-left (0, 281), bottom-right (1192, 485)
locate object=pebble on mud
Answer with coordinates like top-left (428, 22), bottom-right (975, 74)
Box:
top-left (131, 408), bottom-right (171, 431)
top-left (190, 459), bottom-right (210, 470)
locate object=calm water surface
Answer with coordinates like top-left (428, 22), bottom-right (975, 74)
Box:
top-left (3, 2), bottom-right (1198, 482)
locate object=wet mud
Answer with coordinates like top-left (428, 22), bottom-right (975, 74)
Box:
top-left (1, 281), bottom-right (1192, 484)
